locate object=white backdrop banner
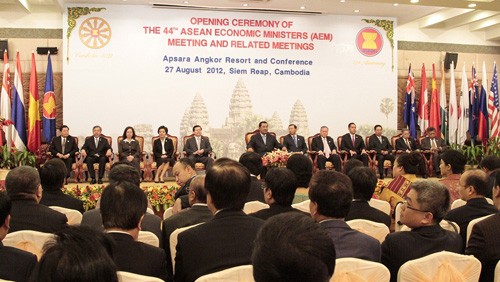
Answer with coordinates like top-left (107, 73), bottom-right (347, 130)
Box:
top-left (63, 5), bottom-right (397, 158)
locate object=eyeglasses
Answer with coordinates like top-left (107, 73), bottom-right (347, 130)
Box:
top-left (402, 197), bottom-right (430, 213)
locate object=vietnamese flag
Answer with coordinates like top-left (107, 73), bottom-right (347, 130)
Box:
top-left (27, 52), bottom-right (41, 153)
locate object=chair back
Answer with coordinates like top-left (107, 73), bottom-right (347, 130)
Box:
top-left (170, 223), bottom-right (204, 272)
top-left (451, 199), bottom-right (466, 210)
top-left (244, 129), bottom-right (276, 145)
top-left (117, 135), bottom-right (145, 152)
top-left (495, 260), bottom-right (500, 282)
top-left (368, 199), bottom-right (391, 216)
top-left (243, 201), bottom-right (269, 214)
top-left (346, 219), bottom-right (390, 243)
top-left (467, 214), bottom-right (494, 247)
top-left (49, 206), bottom-right (83, 225)
top-left (117, 271), bottom-right (164, 282)
top-left (330, 257), bottom-right (390, 282)
top-left (391, 134), bottom-right (402, 151)
top-left (3, 230), bottom-right (54, 260)
top-left (279, 135), bottom-right (285, 146)
top-left (394, 202), bottom-right (404, 232)
top-left (397, 251), bottom-right (481, 282)
top-left (307, 133), bottom-right (320, 152)
top-left (195, 265), bottom-right (254, 282)
top-left (399, 217), bottom-right (460, 234)
top-left (152, 134), bottom-right (178, 159)
top-left (137, 231), bottom-right (159, 247)
top-left (163, 207), bottom-right (173, 220)
top-left (291, 199), bottom-right (311, 213)
top-left (101, 134), bottom-right (112, 147)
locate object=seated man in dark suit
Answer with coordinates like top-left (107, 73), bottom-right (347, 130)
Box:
top-left (282, 124), bottom-right (308, 154)
top-left (341, 122), bottom-right (368, 166)
top-left (252, 213), bottom-right (336, 282)
top-left (184, 125), bottom-right (213, 171)
top-left (171, 158), bottom-right (198, 212)
top-left (310, 126), bottom-right (341, 171)
top-left (444, 169), bottom-right (498, 249)
top-left (309, 170), bottom-right (381, 262)
top-left (81, 125), bottom-right (112, 184)
top-left (247, 121), bottom-right (282, 156)
top-left (174, 158), bottom-right (264, 282)
top-left (101, 181), bottom-right (167, 280)
top-left (345, 167), bottom-right (391, 228)
top-left (420, 127), bottom-right (446, 177)
top-left (382, 180), bottom-right (462, 282)
top-left (39, 158), bottom-right (84, 213)
top-left (239, 152), bottom-right (265, 203)
top-left (480, 155), bottom-right (500, 198)
top-left (48, 125), bottom-right (79, 180)
top-left (0, 191), bottom-right (37, 281)
top-left (395, 128), bottom-right (419, 153)
top-left (368, 124), bottom-right (395, 179)
top-left (250, 168), bottom-right (307, 220)
top-left (6, 166), bottom-right (68, 233)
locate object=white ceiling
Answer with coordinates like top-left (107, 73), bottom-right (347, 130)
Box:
top-left (2, 0), bottom-right (500, 40)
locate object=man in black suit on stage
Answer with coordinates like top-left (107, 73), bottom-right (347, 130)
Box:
top-left (310, 126), bottom-right (341, 171)
top-left (282, 124), bottom-right (308, 154)
top-left (420, 127), bottom-right (446, 177)
top-left (48, 125), bottom-right (79, 179)
top-left (184, 125), bottom-right (213, 171)
top-left (341, 122), bottom-right (368, 166)
top-left (395, 128), bottom-right (419, 152)
top-left (247, 121), bottom-right (282, 156)
top-left (368, 125), bottom-right (395, 179)
top-left (81, 125), bottom-right (112, 184)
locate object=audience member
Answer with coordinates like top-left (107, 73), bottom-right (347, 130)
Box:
top-left (5, 166), bottom-right (67, 233)
top-left (152, 125), bottom-right (175, 183)
top-left (281, 124), bottom-right (308, 154)
top-left (80, 125), bottom-right (112, 184)
top-left (171, 158), bottom-right (198, 212)
top-left (345, 167), bottom-right (391, 228)
top-left (367, 125), bottom-right (395, 179)
top-left (439, 149), bottom-right (467, 202)
top-left (252, 213), bottom-right (336, 282)
top-left (310, 126), bottom-right (341, 171)
top-left (184, 125), bottom-right (214, 171)
top-left (174, 158), bottom-right (264, 282)
top-left (0, 191), bottom-right (37, 282)
top-left (343, 158), bottom-right (363, 175)
top-left (480, 155), bottom-right (500, 198)
top-left (48, 125), bottom-right (79, 180)
top-left (420, 127), bottom-right (446, 178)
top-left (309, 170), bottom-right (381, 262)
top-left (246, 121), bottom-right (283, 156)
top-left (381, 180), bottom-right (462, 282)
top-left (340, 122), bottom-right (368, 166)
top-left (286, 154), bottom-right (313, 204)
top-left (39, 158), bottom-right (84, 213)
top-left (239, 152), bottom-right (265, 203)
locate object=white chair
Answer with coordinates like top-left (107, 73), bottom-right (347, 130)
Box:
top-left (397, 251), bottom-right (481, 282)
top-left (495, 260), bottom-right (500, 282)
top-left (49, 206), bottom-right (83, 225)
top-left (368, 198), bottom-right (391, 216)
top-left (163, 207), bottom-right (173, 220)
top-left (137, 231), bottom-right (159, 247)
top-left (394, 202), bottom-right (404, 232)
top-left (451, 199), bottom-right (466, 210)
top-left (399, 220), bottom-right (460, 234)
top-left (243, 201), bottom-right (269, 214)
top-left (330, 257), bottom-right (390, 282)
top-left (346, 219), bottom-right (390, 243)
top-left (117, 271), bottom-right (163, 282)
top-left (195, 265), bottom-right (254, 282)
top-left (486, 198), bottom-right (494, 205)
top-left (146, 207), bottom-right (154, 215)
top-left (3, 230), bottom-right (54, 260)
top-left (466, 214), bottom-right (494, 247)
top-left (291, 200), bottom-right (310, 213)
top-left (170, 223), bottom-right (203, 273)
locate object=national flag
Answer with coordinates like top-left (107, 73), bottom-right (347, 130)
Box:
top-left (478, 62), bottom-right (489, 144)
top-left (11, 52), bottom-right (27, 150)
top-left (489, 63), bottom-right (499, 138)
top-left (439, 62), bottom-right (448, 142)
top-left (429, 63), bottom-right (441, 133)
top-left (403, 65), bottom-right (417, 138)
top-left (469, 65), bottom-right (479, 144)
top-left (27, 53), bottom-right (41, 153)
top-left (42, 53), bottom-right (56, 143)
top-left (1, 50), bottom-right (12, 147)
top-left (458, 64), bottom-right (470, 145)
top-left (418, 63), bottom-right (429, 134)
top-left (449, 62), bottom-right (458, 144)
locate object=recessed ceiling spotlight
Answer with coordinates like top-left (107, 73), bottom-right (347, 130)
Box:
top-left (243, 3), bottom-right (248, 6)
top-left (340, 0), bottom-right (346, 3)
top-left (354, 9), bottom-right (360, 13)
top-left (300, 6), bottom-right (306, 9)
top-left (468, 3), bottom-right (477, 7)
top-left (394, 3), bottom-right (399, 6)
top-left (183, 0), bottom-right (188, 3)
top-left (410, 0), bottom-right (419, 3)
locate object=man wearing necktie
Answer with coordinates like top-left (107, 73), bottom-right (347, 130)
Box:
top-left (184, 125), bottom-right (214, 171)
top-left (48, 125), bottom-right (79, 180)
top-left (341, 123), bottom-right (368, 166)
top-left (247, 121), bottom-right (283, 156)
top-left (282, 124), bottom-right (308, 154)
top-left (395, 129), bottom-right (419, 153)
top-left (367, 125), bottom-right (395, 179)
top-left (311, 126), bottom-right (341, 171)
top-left (81, 125), bottom-right (112, 184)
top-left (420, 127), bottom-right (446, 177)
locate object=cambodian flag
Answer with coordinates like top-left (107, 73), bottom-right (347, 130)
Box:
top-left (11, 52), bottom-right (27, 150)
top-left (42, 53), bottom-right (56, 143)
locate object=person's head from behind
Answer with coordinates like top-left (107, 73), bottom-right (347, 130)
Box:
top-left (173, 158), bottom-right (196, 186)
top-left (480, 155), bottom-right (500, 175)
top-left (188, 175), bottom-right (207, 206)
top-left (108, 163), bottom-right (141, 186)
top-left (0, 191), bottom-right (11, 240)
top-left (205, 158), bottom-right (250, 213)
top-left (458, 169), bottom-right (490, 201)
top-left (491, 169), bottom-right (500, 208)
top-left (34, 225), bottom-right (118, 282)
top-left (39, 158), bottom-right (67, 192)
top-left (347, 167), bottom-right (377, 201)
top-left (393, 152), bottom-right (424, 177)
top-left (309, 170), bottom-right (353, 221)
top-left (5, 166), bottom-right (42, 202)
top-left (286, 154), bottom-right (313, 188)
top-left (252, 213), bottom-right (336, 282)
top-left (263, 168), bottom-right (298, 207)
top-left (439, 149), bottom-right (467, 176)
top-left (344, 158), bottom-right (364, 175)
top-left (400, 180), bottom-right (450, 228)
top-left (100, 182), bottom-right (147, 236)
top-left (239, 152), bottom-right (263, 176)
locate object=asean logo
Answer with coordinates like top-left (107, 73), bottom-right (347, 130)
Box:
top-left (355, 27), bottom-right (383, 57)
top-left (79, 17), bottom-right (112, 49)
top-left (43, 91), bottom-right (56, 119)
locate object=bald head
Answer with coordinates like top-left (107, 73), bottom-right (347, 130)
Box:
top-left (189, 175), bottom-right (207, 205)
top-left (459, 169), bottom-right (489, 200)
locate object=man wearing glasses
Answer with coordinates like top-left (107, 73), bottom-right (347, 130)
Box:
top-left (381, 180), bottom-right (462, 282)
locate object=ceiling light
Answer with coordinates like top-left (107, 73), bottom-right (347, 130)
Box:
top-left (468, 3), bottom-right (477, 7)
top-left (242, 3), bottom-right (248, 6)
top-left (354, 9), bottom-right (360, 13)
top-left (410, 0), bottom-right (419, 3)
top-left (300, 6), bottom-right (305, 10)
top-left (394, 3), bottom-right (399, 6)
top-left (183, 0), bottom-right (188, 3)
top-left (340, 0), bottom-right (346, 3)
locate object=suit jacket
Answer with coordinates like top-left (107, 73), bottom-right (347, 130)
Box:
top-left (153, 138), bottom-right (174, 160)
top-left (9, 198), bottom-right (68, 234)
top-left (81, 135), bottom-right (111, 157)
top-left (184, 136), bottom-right (212, 157)
top-left (118, 139), bottom-right (141, 160)
top-left (49, 135), bottom-right (79, 157)
top-left (345, 201), bottom-right (392, 228)
top-left (249, 204), bottom-right (309, 220)
top-left (247, 133), bottom-right (282, 156)
top-left (420, 137), bottom-right (446, 151)
top-left (368, 134), bottom-right (392, 154)
top-left (320, 219), bottom-right (381, 262)
top-left (282, 134), bottom-right (308, 154)
top-left (465, 212), bottom-right (500, 282)
top-left (310, 135), bottom-right (337, 153)
top-left (395, 137), bottom-right (419, 151)
top-left (39, 190), bottom-right (85, 214)
top-left (108, 232), bottom-right (168, 281)
top-left (175, 209), bottom-right (264, 282)
top-left (0, 242), bottom-right (37, 282)
top-left (341, 133), bottom-right (366, 154)
top-left (382, 224), bottom-right (463, 282)
top-left (246, 176), bottom-right (265, 203)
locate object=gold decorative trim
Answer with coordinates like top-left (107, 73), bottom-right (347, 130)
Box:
top-left (66, 7), bottom-right (106, 63)
top-left (362, 19), bottom-right (394, 71)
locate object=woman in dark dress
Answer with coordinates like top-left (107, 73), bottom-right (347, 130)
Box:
top-left (153, 125), bottom-right (174, 183)
top-left (118, 126), bottom-right (141, 172)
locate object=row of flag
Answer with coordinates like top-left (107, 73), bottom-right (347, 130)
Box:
top-left (404, 61), bottom-right (499, 145)
top-left (1, 50), bottom-right (57, 153)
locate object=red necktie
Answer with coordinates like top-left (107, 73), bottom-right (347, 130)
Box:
top-left (352, 135), bottom-right (355, 147)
